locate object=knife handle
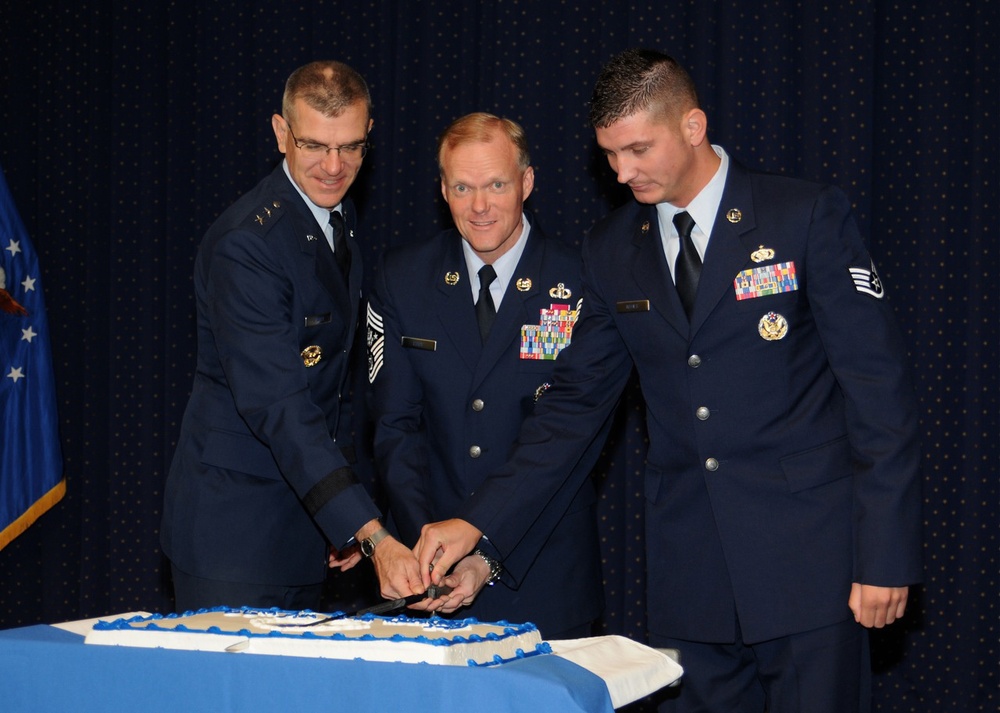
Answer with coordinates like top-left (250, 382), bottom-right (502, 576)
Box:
top-left (425, 583), bottom-right (453, 599)
top-left (355, 584), bottom-right (455, 616)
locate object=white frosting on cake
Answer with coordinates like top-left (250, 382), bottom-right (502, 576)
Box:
top-left (85, 607), bottom-right (549, 666)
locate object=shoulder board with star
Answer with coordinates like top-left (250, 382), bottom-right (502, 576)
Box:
top-left (238, 198), bottom-right (286, 236)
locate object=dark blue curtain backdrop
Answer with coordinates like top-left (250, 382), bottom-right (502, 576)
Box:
top-left (1, 1), bottom-right (995, 710)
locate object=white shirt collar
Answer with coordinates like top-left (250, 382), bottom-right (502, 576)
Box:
top-left (461, 213), bottom-right (532, 310)
top-left (656, 145), bottom-right (729, 271)
top-left (282, 159), bottom-right (343, 245)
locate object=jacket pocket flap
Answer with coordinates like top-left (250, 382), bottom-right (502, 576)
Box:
top-left (779, 436), bottom-right (851, 493)
top-left (201, 429), bottom-right (282, 481)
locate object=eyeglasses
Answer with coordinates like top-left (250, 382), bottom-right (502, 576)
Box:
top-left (285, 121), bottom-right (370, 159)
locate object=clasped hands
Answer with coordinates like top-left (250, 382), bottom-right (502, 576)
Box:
top-left (335, 520), bottom-right (910, 629)
top-left (329, 518), bottom-right (489, 613)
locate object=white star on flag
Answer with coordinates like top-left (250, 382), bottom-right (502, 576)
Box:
top-left (22, 275), bottom-right (36, 291)
top-left (22, 326), bottom-right (37, 342)
top-left (4, 239), bottom-right (20, 256)
top-left (6, 366), bottom-right (25, 383)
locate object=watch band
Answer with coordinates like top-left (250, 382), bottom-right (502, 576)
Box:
top-left (473, 548), bottom-right (503, 585)
top-left (360, 526), bottom-right (390, 558)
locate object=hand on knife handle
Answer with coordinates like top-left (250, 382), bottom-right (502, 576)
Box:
top-left (355, 584), bottom-right (455, 616)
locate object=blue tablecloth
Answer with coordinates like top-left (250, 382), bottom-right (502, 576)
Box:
top-left (0, 623), bottom-right (615, 712)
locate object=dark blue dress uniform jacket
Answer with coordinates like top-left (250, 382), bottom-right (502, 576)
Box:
top-left (368, 226), bottom-right (606, 635)
top-left (161, 165), bottom-right (380, 587)
top-left (457, 161), bottom-right (923, 645)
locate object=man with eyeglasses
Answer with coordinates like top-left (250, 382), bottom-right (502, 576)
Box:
top-left (161, 60), bottom-right (424, 612)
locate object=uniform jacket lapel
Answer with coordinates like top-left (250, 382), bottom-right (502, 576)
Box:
top-left (628, 203), bottom-right (690, 339)
top-left (471, 231), bottom-right (543, 389)
top-left (434, 238), bottom-right (482, 375)
top-left (270, 168), bottom-right (357, 348)
top-left (340, 199), bottom-right (362, 337)
top-left (689, 163), bottom-right (757, 336)
top-left (263, 166), bottom-right (351, 312)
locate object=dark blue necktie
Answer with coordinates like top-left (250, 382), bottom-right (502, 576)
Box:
top-left (673, 211), bottom-right (700, 319)
top-left (476, 264), bottom-right (497, 343)
top-left (329, 210), bottom-right (350, 279)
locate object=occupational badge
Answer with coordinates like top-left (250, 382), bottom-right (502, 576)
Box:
top-left (750, 245), bottom-right (775, 263)
top-left (641, 221), bottom-right (650, 234)
top-left (757, 312), bottom-right (789, 341)
top-left (301, 345), bottom-right (322, 367)
top-left (849, 261), bottom-right (885, 299)
top-left (727, 208), bottom-right (742, 223)
top-left (444, 271), bottom-right (460, 286)
top-left (549, 282), bottom-right (572, 299)
top-left (516, 277), bottom-right (532, 292)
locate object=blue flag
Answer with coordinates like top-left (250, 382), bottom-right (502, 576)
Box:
top-left (0, 163), bottom-right (64, 550)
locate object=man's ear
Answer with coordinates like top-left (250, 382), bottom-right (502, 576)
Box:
top-left (683, 108), bottom-right (709, 147)
top-left (271, 114), bottom-right (289, 154)
top-left (521, 166), bottom-right (535, 202)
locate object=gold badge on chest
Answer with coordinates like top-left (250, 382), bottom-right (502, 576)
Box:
top-left (757, 312), bottom-right (789, 341)
top-left (301, 345), bottom-right (323, 367)
top-left (549, 283), bottom-right (572, 299)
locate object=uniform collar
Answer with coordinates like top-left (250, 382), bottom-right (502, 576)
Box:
top-left (460, 212), bottom-right (532, 307)
top-left (281, 159), bottom-right (344, 233)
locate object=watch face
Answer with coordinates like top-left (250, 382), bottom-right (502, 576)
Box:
top-left (361, 539), bottom-right (375, 557)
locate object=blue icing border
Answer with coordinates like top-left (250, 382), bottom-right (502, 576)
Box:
top-left (465, 641), bottom-right (553, 668)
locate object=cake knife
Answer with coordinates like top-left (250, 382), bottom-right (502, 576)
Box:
top-left (354, 584), bottom-right (454, 617)
top-left (270, 584), bottom-right (453, 628)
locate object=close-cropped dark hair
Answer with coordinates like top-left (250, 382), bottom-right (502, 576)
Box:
top-left (282, 60), bottom-right (372, 124)
top-left (589, 48), bottom-right (700, 129)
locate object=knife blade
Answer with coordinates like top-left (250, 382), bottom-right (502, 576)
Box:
top-left (355, 584), bottom-right (453, 617)
top-left (271, 584), bottom-right (453, 627)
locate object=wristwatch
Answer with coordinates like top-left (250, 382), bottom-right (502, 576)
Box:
top-left (473, 548), bottom-right (503, 586)
top-left (360, 527), bottom-right (390, 558)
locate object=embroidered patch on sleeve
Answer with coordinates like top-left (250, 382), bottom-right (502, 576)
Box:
top-left (366, 303), bottom-right (385, 383)
top-left (848, 261), bottom-right (885, 299)
top-left (733, 261), bottom-right (798, 300)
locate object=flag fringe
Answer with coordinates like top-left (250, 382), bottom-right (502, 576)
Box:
top-left (0, 478), bottom-right (66, 551)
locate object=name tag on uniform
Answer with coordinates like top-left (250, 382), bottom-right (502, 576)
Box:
top-left (304, 313), bottom-right (332, 327)
top-left (616, 299), bottom-right (650, 313)
top-left (401, 336), bottom-right (437, 351)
